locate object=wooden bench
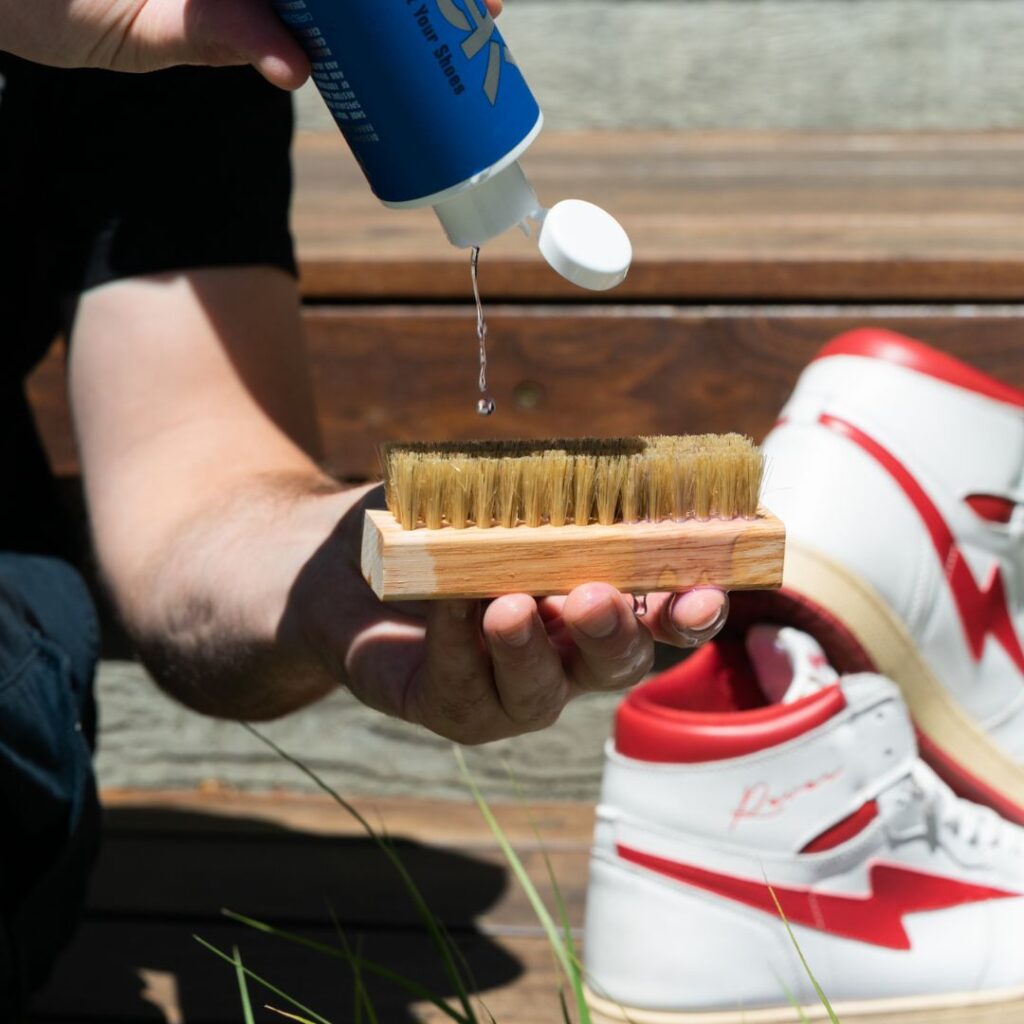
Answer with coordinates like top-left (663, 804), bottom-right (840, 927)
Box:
top-left (27, 130), bottom-right (1024, 483)
top-left (31, 790), bottom-right (592, 1024)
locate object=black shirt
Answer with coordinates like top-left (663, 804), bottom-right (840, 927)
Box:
top-left (0, 56), bottom-right (298, 557)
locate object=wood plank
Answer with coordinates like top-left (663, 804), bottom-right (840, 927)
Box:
top-left (30, 921), bottom-right (565, 1024)
top-left (28, 308), bottom-right (1024, 480)
top-left (100, 790), bottom-right (596, 846)
top-left (91, 830), bottom-right (588, 930)
top-left (94, 792), bottom-right (590, 930)
top-left (293, 131), bottom-right (1024, 301)
top-left (302, 307), bottom-right (1024, 480)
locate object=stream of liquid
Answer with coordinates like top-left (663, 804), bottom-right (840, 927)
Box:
top-left (471, 246), bottom-right (496, 416)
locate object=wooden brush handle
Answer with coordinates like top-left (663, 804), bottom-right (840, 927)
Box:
top-left (361, 508), bottom-right (785, 601)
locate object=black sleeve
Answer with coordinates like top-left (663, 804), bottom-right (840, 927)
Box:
top-left (51, 64), bottom-right (297, 298)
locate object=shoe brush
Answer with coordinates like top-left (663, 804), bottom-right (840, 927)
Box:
top-left (361, 434), bottom-right (785, 601)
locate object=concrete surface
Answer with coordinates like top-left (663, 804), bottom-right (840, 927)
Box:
top-left (94, 660), bottom-right (624, 800)
top-left (296, 1), bottom-right (1024, 133)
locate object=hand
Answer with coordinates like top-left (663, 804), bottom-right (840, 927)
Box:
top-left (2, 0), bottom-right (504, 89)
top-left (299, 487), bottom-right (729, 745)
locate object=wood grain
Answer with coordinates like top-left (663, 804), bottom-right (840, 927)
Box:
top-left (100, 789), bottom-right (596, 844)
top-left (28, 792), bottom-right (591, 1024)
top-left (362, 508), bottom-right (785, 601)
top-left (28, 309), bottom-right (1024, 480)
top-left (31, 921), bottom-right (566, 1023)
top-left (293, 131), bottom-right (1024, 301)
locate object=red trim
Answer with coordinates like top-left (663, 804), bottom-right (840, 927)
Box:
top-left (728, 589), bottom-right (877, 677)
top-left (617, 844), bottom-right (1017, 950)
top-left (915, 728), bottom-right (1024, 826)
top-left (965, 494), bottom-right (1016, 525)
top-left (616, 643), bottom-right (846, 764)
top-left (820, 414), bottom-right (1024, 674)
top-left (801, 801), bottom-right (879, 853)
top-left (812, 329), bottom-right (1024, 409)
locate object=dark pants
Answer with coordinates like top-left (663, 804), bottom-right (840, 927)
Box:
top-left (0, 553), bottom-right (100, 1017)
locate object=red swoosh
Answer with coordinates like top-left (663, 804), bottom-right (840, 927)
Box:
top-left (617, 844), bottom-right (1016, 949)
top-left (819, 414), bottom-right (1024, 674)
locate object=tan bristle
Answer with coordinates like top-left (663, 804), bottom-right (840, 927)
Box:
top-left (573, 455), bottom-right (597, 526)
top-left (497, 459), bottom-right (522, 529)
top-left (620, 454), bottom-right (641, 523)
top-left (381, 435), bottom-right (764, 530)
top-left (422, 459), bottom-right (445, 530)
top-left (521, 455), bottom-right (547, 528)
top-left (546, 451), bottom-right (572, 527)
top-left (388, 451), bottom-right (419, 530)
top-left (445, 458), bottom-right (473, 529)
top-left (472, 459), bottom-right (497, 528)
top-left (596, 456), bottom-right (627, 526)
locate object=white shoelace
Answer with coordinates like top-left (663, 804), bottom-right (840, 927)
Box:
top-left (909, 761), bottom-right (1023, 857)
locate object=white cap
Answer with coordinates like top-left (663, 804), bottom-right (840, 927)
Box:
top-left (537, 199), bottom-right (632, 291)
top-left (433, 161), bottom-right (540, 249)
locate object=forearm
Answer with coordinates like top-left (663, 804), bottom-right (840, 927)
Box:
top-left (121, 471), bottom-right (369, 720)
top-left (69, 268), bottom-right (358, 719)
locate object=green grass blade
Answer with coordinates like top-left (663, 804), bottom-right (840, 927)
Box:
top-left (224, 909), bottom-right (470, 1024)
top-left (766, 883), bottom-right (840, 1023)
top-left (232, 946), bottom-right (256, 1024)
top-left (557, 986), bottom-right (574, 1024)
top-left (505, 764), bottom-right (592, 1024)
top-left (194, 935), bottom-right (333, 1024)
top-left (773, 971), bottom-right (811, 1024)
top-left (266, 1009), bottom-right (322, 1024)
top-left (454, 748), bottom-right (576, 990)
top-left (331, 913), bottom-right (380, 1024)
top-left (242, 725), bottom-right (477, 1024)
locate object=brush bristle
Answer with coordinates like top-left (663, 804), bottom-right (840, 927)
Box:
top-left (382, 435), bottom-right (764, 530)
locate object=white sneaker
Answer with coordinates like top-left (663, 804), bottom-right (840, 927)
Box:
top-left (760, 329), bottom-right (1024, 822)
top-left (583, 626), bottom-right (1024, 1023)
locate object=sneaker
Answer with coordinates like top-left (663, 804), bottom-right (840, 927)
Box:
top-left (760, 329), bottom-right (1024, 823)
top-left (583, 625), bottom-right (1024, 1023)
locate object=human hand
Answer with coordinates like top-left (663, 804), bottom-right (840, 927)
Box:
top-left (2, 0), bottom-right (504, 89)
top-left (300, 487), bottom-right (729, 745)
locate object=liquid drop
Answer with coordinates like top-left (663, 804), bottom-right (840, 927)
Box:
top-left (632, 594), bottom-right (649, 618)
top-left (471, 246), bottom-right (496, 417)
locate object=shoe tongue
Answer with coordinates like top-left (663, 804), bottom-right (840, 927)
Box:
top-left (745, 625), bottom-right (840, 704)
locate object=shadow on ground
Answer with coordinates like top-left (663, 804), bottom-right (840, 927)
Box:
top-left (29, 806), bottom-right (522, 1023)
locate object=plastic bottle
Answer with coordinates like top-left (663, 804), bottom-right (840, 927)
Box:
top-left (272, 0), bottom-right (632, 291)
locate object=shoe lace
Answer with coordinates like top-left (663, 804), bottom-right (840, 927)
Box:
top-left (908, 761), bottom-right (1022, 857)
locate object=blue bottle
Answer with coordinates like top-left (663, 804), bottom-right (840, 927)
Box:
top-left (274, 0), bottom-right (632, 288)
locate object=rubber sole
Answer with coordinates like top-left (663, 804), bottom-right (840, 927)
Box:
top-left (585, 984), bottom-right (1024, 1024)
top-left (782, 542), bottom-right (1024, 823)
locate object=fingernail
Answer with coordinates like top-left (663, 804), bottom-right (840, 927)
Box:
top-left (690, 605), bottom-right (725, 632)
top-left (673, 592), bottom-right (729, 648)
top-left (498, 619), bottom-right (533, 647)
top-left (576, 602), bottom-right (620, 640)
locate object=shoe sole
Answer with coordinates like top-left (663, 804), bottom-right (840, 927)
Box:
top-left (585, 984), bottom-right (1024, 1024)
top-left (783, 542), bottom-right (1024, 823)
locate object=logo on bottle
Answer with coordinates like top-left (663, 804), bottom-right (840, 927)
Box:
top-left (435, 0), bottom-right (516, 104)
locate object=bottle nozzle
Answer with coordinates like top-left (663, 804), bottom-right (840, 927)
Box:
top-left (433, 162), bottom-right (540, 249)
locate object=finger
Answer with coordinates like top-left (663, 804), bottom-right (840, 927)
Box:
top-left (485, 0), bottom-right (504, 15)
top-left (411, 599), bottom-right (505, 742)
top-left (644, 587), bottom-right (730, 648)
top-left (182, 0), bottom-right (312, 89)
top-left (562, 584), bottom-right (654, 695)
top-left (483, 595), bottom-right (571, 733)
